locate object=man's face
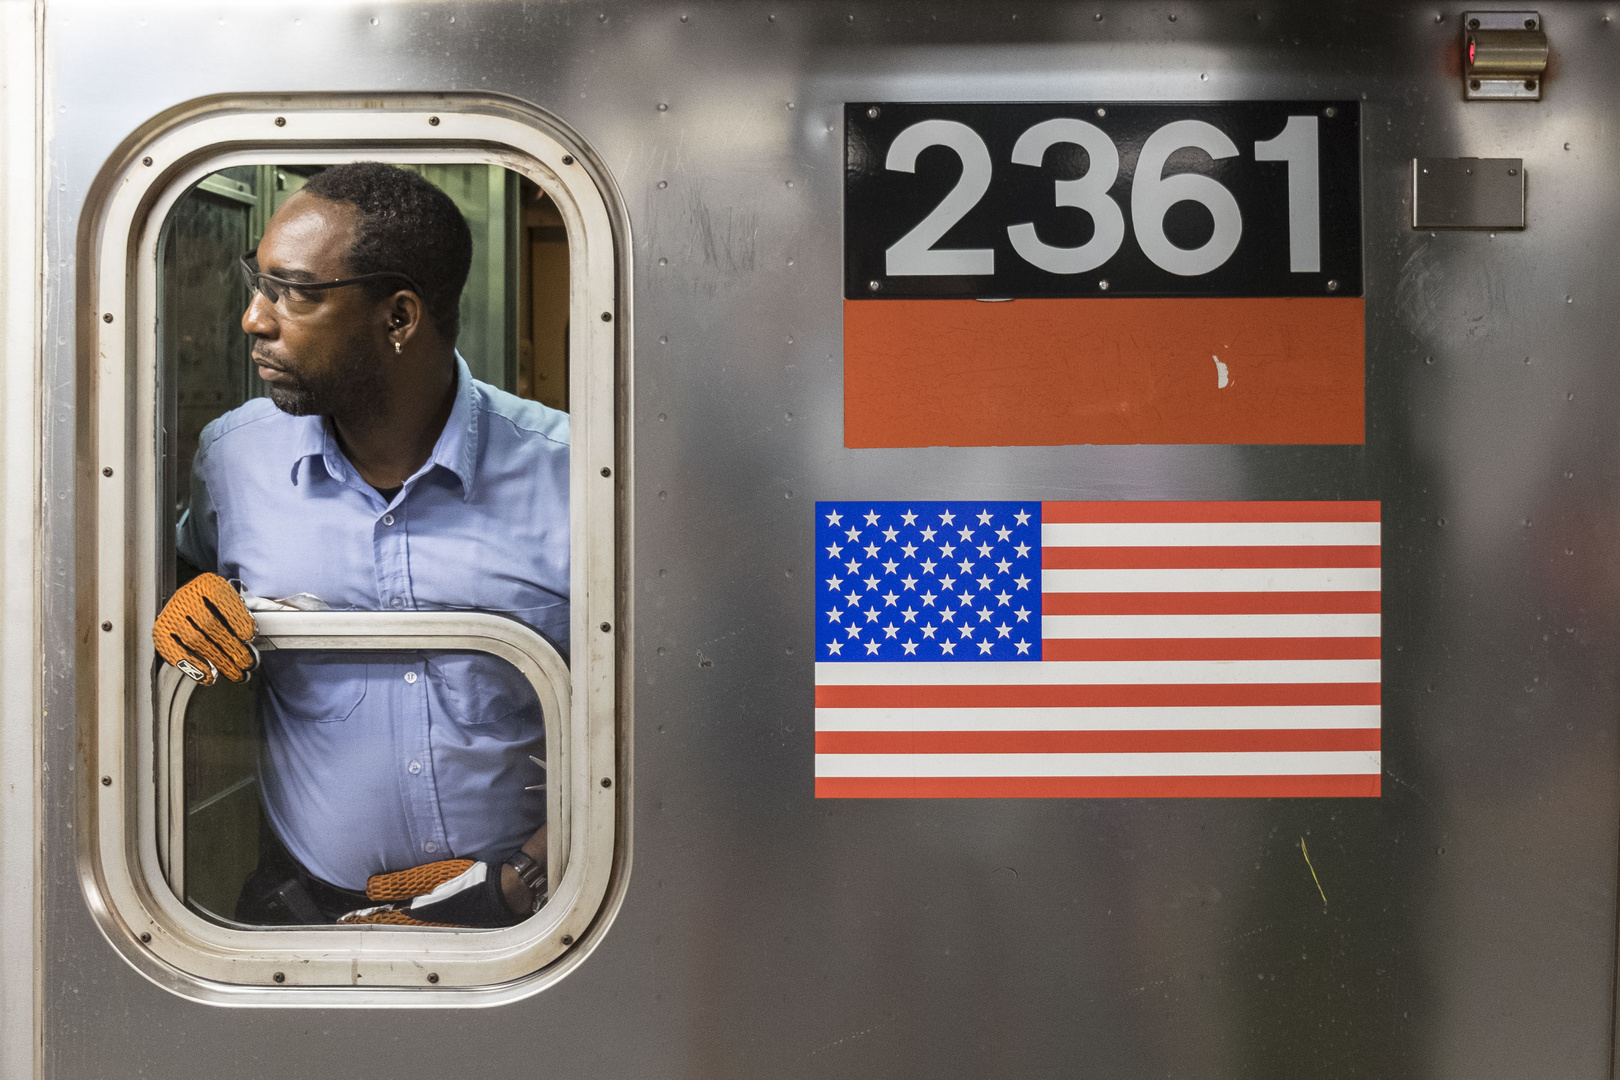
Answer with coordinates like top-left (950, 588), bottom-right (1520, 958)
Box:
top-left (243, 193), bottom-right (387, 420)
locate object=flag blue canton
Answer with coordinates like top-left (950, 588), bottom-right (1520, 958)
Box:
top-left (815, 501), bottom-right (1043, 662)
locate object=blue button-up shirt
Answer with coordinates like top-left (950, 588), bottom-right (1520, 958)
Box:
top-left (177, 357), bottom-right (569, 890)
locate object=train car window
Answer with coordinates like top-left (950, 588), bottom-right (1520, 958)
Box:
top-left (82, 102), bottom-right (622, 1002)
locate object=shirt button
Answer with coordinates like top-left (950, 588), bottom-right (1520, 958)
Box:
top-left (389, 597), bottom-right (404, 609)
top-left (404, 671), bottom-right (418, 684)
top-left (382, 513), bottom-right (395, 526)
top-left (407, 760), bottom-right (421, 774)
top-left (424, 842), bottom-right (438, 854)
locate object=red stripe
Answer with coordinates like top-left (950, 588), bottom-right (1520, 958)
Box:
top-left (1041, 501), bottom-right (1381, 523)
top-left (815, 728), bottom-right (1380, 755)
top-left (1042, 545), bottom-right (1380, 569)
top-left (815, 682), bottom-right (1381, 709)
top-left (1040, 637), bottom-right (1381, 661)
top-left (1042, 591), bottom-right (1382, 615)
top-left (815, 775), bottom-right (1381, 798)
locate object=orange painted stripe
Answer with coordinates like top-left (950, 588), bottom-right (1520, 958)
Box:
top-left (814, 682), bottom-right (1381, 709)
top-left (815, 729), bottom-right (1380, 755)
top-left (1039, 637), bottom-right (1381, 661)
top-left (1042, 500), bottom-right (1381, 523)
top-left (844, 298), bottom-right (1366, 447)
top-left (1042, 591), bottom-right (1382, 615)
top-left (815, 775), bottom-right (1382, 798)
top-left (1042, 545), bottom-right (1381, 569)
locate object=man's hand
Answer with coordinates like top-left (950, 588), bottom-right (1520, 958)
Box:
top-left (152, 573), bottom-right (258, 686)
top-left (337, 859), bottom-right (521, 928)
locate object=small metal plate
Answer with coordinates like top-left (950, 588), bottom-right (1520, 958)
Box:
top-left (1463, 11), bottom-right (1544, 99)
top-left (1412, 157), bottom-right (1525, 229)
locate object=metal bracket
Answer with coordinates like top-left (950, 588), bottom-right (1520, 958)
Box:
top-left (1463, 11), bottom-right (1548, 100)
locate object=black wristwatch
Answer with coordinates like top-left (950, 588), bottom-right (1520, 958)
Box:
top-left (504, 851), bottom-right (547, 913)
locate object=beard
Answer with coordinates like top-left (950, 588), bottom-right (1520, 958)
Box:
top-left (258, 341), bottom-right (386, 423)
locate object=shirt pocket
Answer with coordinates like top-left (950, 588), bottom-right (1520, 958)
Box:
top-left (260, 651), bottom-right (369, 723)
top-left (425, 650), bottom-right (542, 731)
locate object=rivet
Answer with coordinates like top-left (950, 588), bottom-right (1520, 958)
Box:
top-left (601, 777), bottom-right (613, 788)
top-left (102, 467), bottom-right (113, 477)
top-left (600, 466), bottom-right (611, 477)
top-left (1098, 279), bottom-right (1110, 291)
top-left (101, 621), bottom-right (112, 632)
top-left (601, 311), bottom-right (612, 322)
top-left (139, 932), bottom-right (151, 943)
top-left (102, 313), bottom-right (113, 323)
top-left (561, 934), bottom-right (574, 945)
top-left (1326, 279), bottom-right (1340, 292)
top-left (100, 776), bottom-right (111, 786)
top-left (1470, 79), bottom-right (1481, 90)
top-left (1324, 106), bottom-right (1337, 118)
top-left (274, 116), bottom-right (286, 127)
top-left (1096, 107), bottom-right (1107, 117)
top-left (866, 106), bottom-right (880, 119)
top-left (273, 972), bottom-right (285, 983)
top-left (142, 156), bottom-right (153, 167)
top-left (867, 279), bottom-right (881, 292)
top-left (428, 116), bottom-right (440, 126)
top-left (657, 102), bottom-right (669, 112)
top-left (1468, 17), bottom-right (1480, 28)
top-left (600, 621), bottom-right (612, 633)
top-left (427, 972), bottom-right (440, 984)
top-left (1524, 79), bottom-right (1537, 91)
top-left (562, 155), bottom-right (574, 165)
top-left (679, 12), bottom-right (688, 20)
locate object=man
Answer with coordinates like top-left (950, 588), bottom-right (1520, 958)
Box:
top-left (154, 162), bottom-right (568, 927)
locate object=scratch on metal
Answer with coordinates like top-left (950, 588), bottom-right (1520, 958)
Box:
top-left (1300, 837), bottom-right (1327, 908)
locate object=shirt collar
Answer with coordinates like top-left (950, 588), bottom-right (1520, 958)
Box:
top-left (287, 354), bottom-right (480, 501)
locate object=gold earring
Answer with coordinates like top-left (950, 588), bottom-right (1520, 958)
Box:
top-left (394, 340), bottom-right (403, 354)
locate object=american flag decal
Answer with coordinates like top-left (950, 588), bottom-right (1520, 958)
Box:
top-left (814, 501), bottom-right (1382, 798)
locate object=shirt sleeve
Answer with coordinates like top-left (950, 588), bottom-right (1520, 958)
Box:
top-left (176, 435), bottom-right (219, 572)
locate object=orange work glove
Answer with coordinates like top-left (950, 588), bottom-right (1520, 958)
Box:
top-left (152, 573), bottom-right (259, 686)
top-left (336, 858), bottom-right (520, 928)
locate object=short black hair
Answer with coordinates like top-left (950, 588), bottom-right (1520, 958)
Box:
top-left (300, 162), bottom-right (473, 342)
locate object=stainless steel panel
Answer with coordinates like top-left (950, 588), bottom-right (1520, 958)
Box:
top-left (37, 2), bottom-right (1620, 1078)
top-left (1413, 157), bottom-right (1526, 228)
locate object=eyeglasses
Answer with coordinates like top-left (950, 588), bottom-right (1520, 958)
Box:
top-left (239, 249), bottom-right (425, 307)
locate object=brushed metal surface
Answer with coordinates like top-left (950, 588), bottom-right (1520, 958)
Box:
top-left (1413, 157), bottom-right (1525, 228)
top-left (37, 2), bottom-right (1620, 1078)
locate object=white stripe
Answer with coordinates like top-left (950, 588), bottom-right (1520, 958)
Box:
top-left (815, 658), bottom-right (1380, 685)
top-left (814, 751), bottom-right (1382, 777)
top-left (815, 705), bottom-right (1383, 732)
top-left (1041, 521), bottom-right (1380, 547)
top-left (1041, 567), bottom-right (1380, 593)
top-left (1041, 612), bottom-right (1381, 639)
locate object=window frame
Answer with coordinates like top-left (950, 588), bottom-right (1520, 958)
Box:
top-left (80, 97), bottom-right (628, 1005)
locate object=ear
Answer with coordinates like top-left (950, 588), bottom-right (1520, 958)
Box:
top-left (383, 289), bottom-right (425, 351)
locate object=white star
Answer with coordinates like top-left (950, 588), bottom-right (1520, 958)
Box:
top-left (863, 510), bottom-right (880, 526)
top-left (902, 607), bottom-right (918, 623)
top-left (826, 510), bottom-right (843, 526)
top-left (882, 559), bottom-right (899, 574)
top-left (976, 542), bottom-right (993, 558)
top-left (976, 574), bottom-right (993, 590)
top-left (1014, 510), bottom-right (1031, 526)
top-left (977, 607), bottom-right (993, 623)
top-left (882, 591), bottom-right (899, 607)
top-left (901, 510), bottom-right (917, 526)
top-left (957, 526), bottom-right (974, 542)
top-left (920, 623), bottom-right (937, 639)
top-left (826, 608), bottom-right (843, 622)
top-left (939, 510), bottom-right (956, 525)
top-left (939, 607), bottom-right (956, 623)
top-left (901, 575), bottom-right (918, 591)
top-left (845, 559), bottom-right (861, 574)
top-left (938, 574), bottom-right (956, 591)
top-left (920, 591), bottom-right (938, 607)
top-left (902, 639), bottom-right (918, 655)
top-left (865, 641), bottom-right (881, 655)
top-left (1015, 638), bottom-right (1031, 655)
top-left (957, 591), bottom-right (974, 607)
top-left (995, 526), bottom-right (1011, 542)
top-left (825, 542), bottom-right (843, 558)
top-left (978, 640), bottom-right (994, 654)
top-left (826, 576), bottom-right (843, 591)
top-left (996, 558), bottom-right (1012, 574)
top-left (919, 526), bottom-right (937, 542)
top-left (883, 623), bottom-right (899, 639)
top-left (845, 526), bottom-right (861, 542)
top-left (864, 607), bottom-right (880, 623)
top-left (938, 542), bottom-right (955, 559)
top-left (1015, 542), bottom-right (1031, 558)
top-left (958, 559), bottom-right (974, 574)
top-left (996, 623), bottom-right (1012, 638)
top-left (940, 640), bottom-right (957, 655)
top-left (864, 542), bottom-right (880, 559)
top-left (864, 574), bottom-right (880, 591)
top-left (959, 623), bottom-right (975, 639)
top-left (979, 509), bottom-right (995, 525)
top-left (826, 640), bottom-right (843, 655)
top-left (919, 558), bottom-right (938, 575)
top-left (995, 591), bottom-right (1011, 606)
top-left (901, 542), bottom-right (918, 558)
top-left (846, 624), bottom-right (862, 639)
top-left (846, 593), bottom-right (861, 607)
top-left (882, 526), bottom-right (899, 542)
top-left (1014, 575), bottom-right (1031, 590)
top-left (1015, 606), bottom-right (1030, 622)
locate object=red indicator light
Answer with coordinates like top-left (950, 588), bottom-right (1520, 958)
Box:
top-left (1469, 37), bottom-right (1476, 66)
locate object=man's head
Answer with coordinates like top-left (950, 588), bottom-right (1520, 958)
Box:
top-left (242, 162), bottom-right (473, 420)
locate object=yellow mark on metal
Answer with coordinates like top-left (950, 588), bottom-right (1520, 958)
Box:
top-left (1300, 837), bottom-right (1327, 907)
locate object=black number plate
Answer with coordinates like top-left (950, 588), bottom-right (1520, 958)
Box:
top-left (845, 101), bottom-right (1361, 300)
